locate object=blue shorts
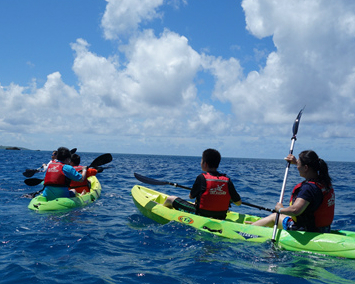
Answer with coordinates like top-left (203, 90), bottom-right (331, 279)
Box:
top-left (43, 186), bottom-right (73, 201)
top-left (282, 216), bottom-right (295, 230)
top-left (172, 198), bottom-right (227, 220)
top-left (282, 216), bottom-right (331, 232)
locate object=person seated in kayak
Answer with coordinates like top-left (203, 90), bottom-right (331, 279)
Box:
top-left (163, 148), bottom-right (242, 220)
top-left (251, 150), bottom-right (335, 233)
top-left (41, 150), bottom-right (58, 172)
top-left (43, 147), bottom-right (87, 201)
top-left (69, 153), bottom-right (98, 195)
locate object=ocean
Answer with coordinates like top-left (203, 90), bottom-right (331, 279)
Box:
top-left (1, 149), bottom-right (355, 284)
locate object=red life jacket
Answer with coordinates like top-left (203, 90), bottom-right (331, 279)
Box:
top-left (314, 184), bottom-right (335, 227)
top-left (69, 166), bottom-right (97, 194)
top-left (290, 181), bottom-right (335, 228)
top-left (44, 162), bottom-right (69, 187)
top-left (198, 172), bottom-right (231, 212)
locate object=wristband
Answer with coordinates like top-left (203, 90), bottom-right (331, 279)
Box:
top-left (278, 208), bottom-right (282, 214)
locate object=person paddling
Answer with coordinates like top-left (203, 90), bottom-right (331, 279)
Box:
top-left (42, 147), bottom-right (87, 201)
top-left (163, 148), bottom-right (242, 220)
top-left (251, 150), bottom-right (335, 233)
top-left (69, 154), bottom-right (98, 195)
top-left (41, 150), bottom-right (58, 172)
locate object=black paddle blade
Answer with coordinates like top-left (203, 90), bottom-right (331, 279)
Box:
top-left (96, 166), bottom-right (104, 173)
top-left (70, 148), bottom-right (77, 154)
top-left (88, 153), bottom-right (112, 168)
top-left (24, 178), bottom-right (43, 186)
top-left (134, 173), bottom-right (169, 186)
top-left (23, 169), bottom-right (39, 178)
top-left (292, 106), bottom-right (305, 136)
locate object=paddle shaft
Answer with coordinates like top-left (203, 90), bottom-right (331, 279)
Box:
top-left (272, 107), bottom-right (304, 242)
top-left (272, 138), bottom-right (295, 240)
top-left (278, 138), bottom-right (296, 204)
top-left (26, 188), bottom-right (44, 199)
top-left (242, 201), bottom-right (275, 213)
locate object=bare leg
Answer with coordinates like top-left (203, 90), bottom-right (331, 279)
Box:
top-left (251, 213), bottom-right (285, 229)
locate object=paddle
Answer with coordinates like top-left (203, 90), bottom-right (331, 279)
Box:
top-left (22, 186), bottom-right (45, 199)
top-left (242, 201), bottom-right (275, 213)
top-left (134, 172), bottom-right (192, 190)
top-left (271, 107), bottom-right (305, 242)
top-left (87, 153), bottom-right (112, 169)
top-left (22, 153), bottom-right (113, 198)
top-left (24, 178), bottom-right (44, 186)
top-left (22, 148), bottom-right (77, 177)
top-left (134, 172), bottom-right (275, 213)
top-left (96, 166), bottom-right (111, 173)
top-left (21, 178), bottom-right (44, 198)
top-left (23, 166), bottom-right (44, 178)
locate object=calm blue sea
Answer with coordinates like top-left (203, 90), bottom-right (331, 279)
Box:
top-left (1, 149), bottom-right (355, 284)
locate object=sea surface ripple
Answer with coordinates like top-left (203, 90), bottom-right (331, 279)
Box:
top-left (1, 150), bottom-right (355, 283)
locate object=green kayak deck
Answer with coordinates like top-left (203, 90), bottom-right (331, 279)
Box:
top-left (28, 176), bottom-right (102, 211)
top-left (132, 184), bottom-right (355, 259)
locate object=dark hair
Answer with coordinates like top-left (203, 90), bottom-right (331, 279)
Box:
top-left (202, 149), bottom-right (221, 168)
top-left (298, 150), bottom-right (332, 188)
top-left (57, 147), bottom-right (71, 161)
top-left (71, 153), bottom-right (81, 166)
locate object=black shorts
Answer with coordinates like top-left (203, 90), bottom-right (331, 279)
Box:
top-left (172, 198), bottom-right (227, 220)
top-left (172, 197), bottom-right (196, 214)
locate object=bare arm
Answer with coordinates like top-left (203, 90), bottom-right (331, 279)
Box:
top-left (78, 166), bottom-right (88, 182)
top-left (275, 198), bottom-right (310, 217)
top-left (285, 154), bottom-right (297, 165)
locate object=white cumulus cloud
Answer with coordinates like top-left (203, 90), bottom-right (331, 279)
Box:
top-left (1, 0), bottom-right (354, 160)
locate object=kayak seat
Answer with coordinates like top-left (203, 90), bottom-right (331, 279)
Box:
top-left (153, 195), bottom-right (167, 204)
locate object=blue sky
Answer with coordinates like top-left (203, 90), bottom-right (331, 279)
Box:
top-left (0, 0), bottom-right (354, 162)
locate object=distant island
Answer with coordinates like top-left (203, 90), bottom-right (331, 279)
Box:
top-left (0, 145), bottom-right (31, 150)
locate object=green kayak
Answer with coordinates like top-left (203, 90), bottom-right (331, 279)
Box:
top-left (132, 184), bottom-right (355, 259)
top-left (28, 176), bottom-right (102, 211)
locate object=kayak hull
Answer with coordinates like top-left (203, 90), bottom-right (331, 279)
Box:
top-left (28, 176), bottom-right (101, 211)
top-left (132, 185), bottom-right (355, 259)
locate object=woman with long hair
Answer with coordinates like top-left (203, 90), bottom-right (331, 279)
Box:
top-left (251, 150), bottom-right (335, 233)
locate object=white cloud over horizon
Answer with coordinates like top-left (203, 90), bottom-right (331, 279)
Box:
top-left (0, 0), bottom-right (354, 161)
